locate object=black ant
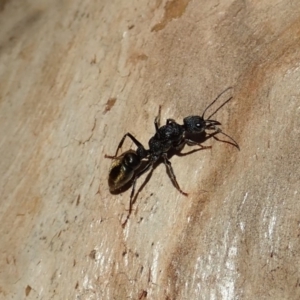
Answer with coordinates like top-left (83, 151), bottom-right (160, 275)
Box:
top-left (105, 87), bottom-right (239, 227)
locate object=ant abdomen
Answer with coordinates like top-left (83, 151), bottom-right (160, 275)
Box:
top-left (108, 150), bottom-right (141, 192)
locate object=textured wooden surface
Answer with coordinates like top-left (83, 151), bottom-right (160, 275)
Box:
top-left (1, 0), bottom-right (300, 299)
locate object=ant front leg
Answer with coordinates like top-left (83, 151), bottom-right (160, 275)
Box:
top-left (105, 133), bottom-right (146, 159)
top-left (162, 153), bottom-right (188, 196)
top-left (205, 127), bottom-right (240, 150)
top-left (175, 139), bottom-right (212, 157)
top-left (185, 139), bottom-right (212, 150)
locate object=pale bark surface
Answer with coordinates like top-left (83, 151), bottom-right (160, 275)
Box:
top-left (0, 0), bottom-right (300, 299)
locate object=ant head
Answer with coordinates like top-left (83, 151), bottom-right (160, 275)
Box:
top-left (182, 87), bottom-right (239, 150)
top-left (183, 116), bottom-right (221, 133)
top-left (183, 116), bottom-right (205, 133)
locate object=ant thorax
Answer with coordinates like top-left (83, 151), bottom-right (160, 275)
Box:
top-left (148, 122), bottom-right (184, 155)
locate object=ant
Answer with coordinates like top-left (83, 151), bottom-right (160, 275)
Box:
top-left (105, 87), bottom-right (239, 227)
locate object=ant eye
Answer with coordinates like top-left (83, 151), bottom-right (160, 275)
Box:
top-left (193, 122), bottom-right (204, 132)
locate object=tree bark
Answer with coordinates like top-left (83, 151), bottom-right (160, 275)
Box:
top-left (1, 0), bottom-right (300, 299)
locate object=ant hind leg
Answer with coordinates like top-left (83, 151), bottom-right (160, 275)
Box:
top-left (162, 153), bottom-right (188, 196)
top-left (105, 132), bottom-right (146, 159)
top-left (121, 160), bottom-right (154, 228)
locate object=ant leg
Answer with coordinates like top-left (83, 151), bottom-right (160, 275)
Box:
top-left (212, 135), bottom-right (240, 150)
top-left (122, 160), bottom-right (154, 228)
top-left (205, 127), bottom-right (240, 150)
top-left (162, 153), bottom-right (188, 196)
top-left (175, 140), bottom-right (212, 156)
top-left (105, 133), bottom-right (146, 159)
top-left (185, 139), bottom-right (212, 149)
top-left (154, 105), bottom-right (162, 132)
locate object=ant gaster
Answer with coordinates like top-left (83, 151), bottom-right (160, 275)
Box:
top-left (105, 87), bottom-right (239, 227)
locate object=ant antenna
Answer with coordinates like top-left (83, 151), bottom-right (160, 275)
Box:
top-left (201, 87), bottom-right (239, 150)
top-left (201, 86), bottom-right (233, 119)
top-left (207, 96), bottom-right (233, 120)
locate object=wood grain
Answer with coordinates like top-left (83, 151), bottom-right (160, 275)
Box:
top-left (0, 0), bottom-right (300, 299)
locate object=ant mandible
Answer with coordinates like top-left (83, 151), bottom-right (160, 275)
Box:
top-left (105, 87), bottom-right (239, 227)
